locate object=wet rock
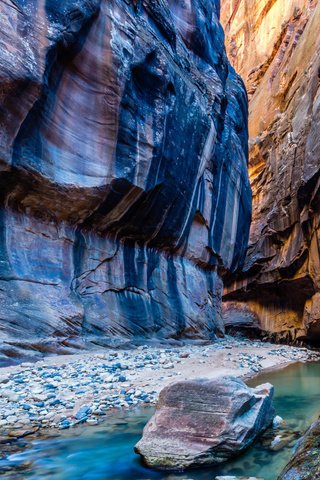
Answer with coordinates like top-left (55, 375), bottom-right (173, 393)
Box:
top-left (215, 477), bottom-right (264, 480)
top-left (59, 419), bottom-right (71, 430)
top-left (270, 434), bottom-right (292, 452)
top-left (278, 420), bottom-right (320, 479)
top-left (7, 428), bottom-right (39, 439)
top-left (273, 416), bottom-right (285, 429)
top-left (86, 418), bottom-right (98, 426)
top-left (135, 376), bottom-right (275, 470)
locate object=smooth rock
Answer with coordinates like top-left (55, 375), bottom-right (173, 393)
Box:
top-left (74, 406), bottom-right (91, 421)
top-left (273, 416), bottom-right (285, 429)
top-left (270, 434), bottom-right (293, 452)
top-left (135, 376), bottom-right (275, 470)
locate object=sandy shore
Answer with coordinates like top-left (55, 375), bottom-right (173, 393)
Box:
top-left (0, 336), bottom-right (319, 435)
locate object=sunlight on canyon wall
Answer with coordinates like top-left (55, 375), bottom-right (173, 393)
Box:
top-left (221, 0), bottom-right (320, 343)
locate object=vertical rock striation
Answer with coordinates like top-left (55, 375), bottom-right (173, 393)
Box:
top-left (0, 0), bottom-right (251, 360)
top-left (221, 0), bottom-right (320, 343)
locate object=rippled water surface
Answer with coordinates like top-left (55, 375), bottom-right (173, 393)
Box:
top-left (2, 361), bottom-right (320, 479)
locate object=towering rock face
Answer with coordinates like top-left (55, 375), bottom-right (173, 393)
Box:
top-left (0, 0), bottom-right (251, 360)
top-left (221, 0), bottom-right (320, 343)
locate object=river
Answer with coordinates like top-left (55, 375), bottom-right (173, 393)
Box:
top-left (1, 361), bottom-right (320, 479)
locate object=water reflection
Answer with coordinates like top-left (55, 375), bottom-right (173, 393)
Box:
top-left (1, 361), bottom-right (320, 479)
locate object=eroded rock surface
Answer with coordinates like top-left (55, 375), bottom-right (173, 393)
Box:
top-left (221, 0), bottom-right (320, 343)
top-left (0, 0), bottom-right (251, 360)
top-left (135, 376), bottom-right (275, 470)
top-left (215, 477), bottom-right (263, 480)
top-left (278, 420), bottom-right (320, 480)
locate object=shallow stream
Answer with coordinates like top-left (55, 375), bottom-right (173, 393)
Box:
top-left (1, 361), bottom-right (320, 479)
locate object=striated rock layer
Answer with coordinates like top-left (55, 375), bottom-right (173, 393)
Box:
top-left (221, 0), bottom-right (320, 343)
top-left (135, 377), bottom-right (275, 470)
top-left (0, 0), bottom-right (251, 360)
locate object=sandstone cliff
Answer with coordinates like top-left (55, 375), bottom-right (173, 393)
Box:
top-left (0, 0), bottom-right (251, 361)
top-left (221, 0), bottom-right (320, 343)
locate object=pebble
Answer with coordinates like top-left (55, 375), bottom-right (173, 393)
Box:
top-left (0, 336), bottom-right (318, 433)
top-left (273, 415), bottom-right (285, 428)
top-left (75, 406), bottom-right (91, 420)
top-left (215, 477), bottom-right (264, 480)
top-left (270, 434), bottom-right (283, 449)
top-left (269, 433), bottom-right (293, 451)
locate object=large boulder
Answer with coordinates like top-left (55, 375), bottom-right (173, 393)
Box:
top-left (135, 376), bottom-right (275, 470)
top-left (278, 420), bottom-right (320, 480)
top-left (0, 0), bottom-right (251, 362)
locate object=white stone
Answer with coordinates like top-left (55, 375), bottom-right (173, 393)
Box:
top-left (273, 415), bottom-right (285, 428)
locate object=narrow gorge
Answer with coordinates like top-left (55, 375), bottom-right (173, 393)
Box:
top-left (221, 0), bottom-right (320, 345)
top-left (1, 1), bottom-right (318, 357)
top-left (0, 1), bottom-right (320, 479)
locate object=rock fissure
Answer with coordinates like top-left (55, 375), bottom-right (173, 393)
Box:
top-left (0, 0), bottom-right (251, 359)
top-left (221, 0), bottom-right (320, 344)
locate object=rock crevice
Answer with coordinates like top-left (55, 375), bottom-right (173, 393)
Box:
top-left (0, 0), bottom-right (251, 360)
top-left (221, 0), bottom-right (320, 343)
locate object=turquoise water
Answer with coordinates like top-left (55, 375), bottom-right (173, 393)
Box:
top-left (2, 361), bottom-right (320, 479)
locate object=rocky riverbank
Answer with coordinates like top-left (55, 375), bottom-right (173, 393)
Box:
top-left (0, 337), bottom-right (319, 436)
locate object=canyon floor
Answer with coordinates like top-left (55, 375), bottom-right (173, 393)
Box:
top-left (0, 336), bottom-right (319, 438)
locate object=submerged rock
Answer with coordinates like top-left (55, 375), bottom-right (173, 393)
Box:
top-left (270, 434), bottom-right (295, 452)
top-left (134, 376), bottom-right (275, 470)
top-left (273, 416), bottom-right (285, 429)
top-left (278, 420), bottom-right (320, 479)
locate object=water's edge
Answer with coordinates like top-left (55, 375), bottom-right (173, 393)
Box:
top-left (1, 360), bottom-right (320, 479)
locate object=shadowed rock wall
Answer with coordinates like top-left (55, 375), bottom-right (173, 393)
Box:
top-left (221, 0), bottom-right (320, 343)
top-left (0, 0), bottom-right (251, 361)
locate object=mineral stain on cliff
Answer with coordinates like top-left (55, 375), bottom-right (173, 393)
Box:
top-left (0, 0), bottom-right (251, 362)
top-left (221, 0), bottom-right (320, 344)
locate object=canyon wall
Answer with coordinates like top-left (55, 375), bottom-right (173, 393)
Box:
top-left (0, 0), bottom-right (251, 362)
top-left (221, 0), bottom-right (320, 343)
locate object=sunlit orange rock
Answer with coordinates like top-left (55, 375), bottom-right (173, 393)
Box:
top-left (221, 0), bottom-right (320, 343)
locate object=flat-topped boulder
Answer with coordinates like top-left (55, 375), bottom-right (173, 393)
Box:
top-left (135, 376), bottom-right (275, 470)
top-left (278, 420), bottom-right (320, 479)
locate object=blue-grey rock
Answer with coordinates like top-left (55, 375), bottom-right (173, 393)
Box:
top-left (0, 0), bottom-right (251, 361)
top-left (273, 415), bottom-right (285, 429)
top-left (59, 419), bottom-right (71, 430)
top-left (74, 405), bottom-right (91, 420)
